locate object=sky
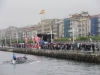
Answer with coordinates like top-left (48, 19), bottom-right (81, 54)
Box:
top-left (0, 0), bottom-right (100, 29)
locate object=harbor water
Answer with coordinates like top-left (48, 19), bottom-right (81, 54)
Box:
top-left (0, 51), bottom-right (100, 75)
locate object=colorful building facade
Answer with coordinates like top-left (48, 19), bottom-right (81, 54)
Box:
top-left (64, 18), bottom-right (70, 38)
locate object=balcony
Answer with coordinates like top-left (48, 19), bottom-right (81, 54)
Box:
top-left (78, 25), bottom-right (81, 27)
top-left (53, 25), bottom-right (57, 28)
top-left (98, 25), bottom-right (100, 28)
top-left (70, 26), bottom-right (73, 28)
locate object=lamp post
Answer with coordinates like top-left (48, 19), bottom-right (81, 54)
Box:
top-left (81, 25), bottom-right (82, 37)
top-left (72, 28), bottom-right (74, 43)
top-left (16, 32), bottom-right (18, 44)
top-left (68, 28), bottom-right (78, 43)
top-left (1, 39), bottom-right (3, 47)
top-left (50, 25), bottom-right (53, 43)
top-left (10, 37), bottom-right (11, 45)
top-left (51, 29), bottom-right (52, 43)
top-left (5, 37), bottom-right (6, 46)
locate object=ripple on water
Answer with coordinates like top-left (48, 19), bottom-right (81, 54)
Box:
top-left (0, 51), bottom-right (100, 75)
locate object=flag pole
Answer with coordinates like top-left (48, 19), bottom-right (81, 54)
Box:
top-left (51, 25), bottom-right (52, 43)
top-left (44, 9), bottom-right (45, 20)
top-left (16, 32), bottom-right (18, 44)
top-left (39, 14), bottom-right (42, 23)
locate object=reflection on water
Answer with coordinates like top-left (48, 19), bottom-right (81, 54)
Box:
top-left (0, 51), bottom-right (100, 75)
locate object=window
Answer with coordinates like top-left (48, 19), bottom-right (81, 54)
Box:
top-left (79, 34), bottom-right (81, 36)
top-left (47, 28), bottom-right (50, 30)
top-left (53, 25), bottom-right (57, 28)
top-left (53, 29), bottom-right (57, 31)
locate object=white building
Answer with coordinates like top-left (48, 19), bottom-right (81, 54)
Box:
top-left (52, 19), bottom-right (64, 38)
top-left (0, 29), bottom-right (7, 39)
top-left (69, 11), bottom-right (90, 37)
top-left (78, 18), bottom-right (91, 37)
top-left (22, 26), bottom-right (37, 40)
top-left (69, 19), bottom-right (79, 37)
top-left (59, 22), bottom-right (64, 38)
top-left (36, 19), bottom-right (54, 34)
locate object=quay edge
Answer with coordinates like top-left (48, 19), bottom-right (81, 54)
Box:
top-left (0, 47), bottom-right (100, 63)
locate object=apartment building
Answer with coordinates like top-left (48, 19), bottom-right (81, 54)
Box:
top-left (36, 19), bottom-right (54, 34)
top-left (69, 18), bottom-right (79, 37)
top-left (69, 11), bottom-right (90, 37)
top-left (90, 15), bottom-right (98, 36)
top-left (22, 26), bottom-right (37, 39)
top-left (5, 26), bottom-right (18, 39)
top-left (59, 21), bottom-right (64, 38)
top-left (78, 18), bottom-right (91, 37)
top-left (0, 29), bottom-right (7, 39)
top-left (52, 19), bottom-right (64, 38)
top-left (98, 14), bottom-right (100, 36)
top-left (64, 18), bottom-right (70, 38)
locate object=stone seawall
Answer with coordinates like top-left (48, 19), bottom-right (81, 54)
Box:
top-left (0, 47), bottom-right (100, 63)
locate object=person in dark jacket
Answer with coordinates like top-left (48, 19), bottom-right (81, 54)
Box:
top-left (91, 44), bottom-right (95, 53)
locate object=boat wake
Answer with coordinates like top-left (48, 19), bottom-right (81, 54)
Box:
top-left (1, 59), bottom-right (40, 65)
top-left (1, 60), bottom-right (12, 64)
top-left (36, 61), bottom-right (40, 62)
top-left (29, 60), bottom-right (40, 64)
top-left (0, 62), bottom-right (3, 64)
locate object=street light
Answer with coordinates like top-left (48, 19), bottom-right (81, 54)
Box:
top-left (5, 37), bottom-right (6, 46)
top-left (68, 28), bottom-right (78, 43)
top-left (47, 32), bottom-right (56, 43)
top-left (50, 25), bottom-right (53, 43)
top-left (72, 28), bottom-right (74, 43)
top-left (50, 25), bottom-right (57, 43)
top-left (10, 37), bottom-right (11, 45)
top-left (15, 32), bottom-right (20, 44)
top-left (51, 29), bottom-right (52, 43)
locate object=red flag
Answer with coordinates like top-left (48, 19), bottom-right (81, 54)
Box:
top-left (24, 36), bottom-right (28, 43)
top-left (35, 36), bottom-right (37, 42)
top-left (56, 36), bottom-right (58, 39)
top-left (37, 37), bottom-right (40, 47)
top-left (37, 37), bottom-right (40, 43)
top-left (35, 36), bottom-right (39, 42)
top-left (35, 36), bottom-right (40, 46)
top-left (32, 36), bottom-right (34, 43)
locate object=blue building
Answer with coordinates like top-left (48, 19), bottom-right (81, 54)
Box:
top-left (64, 18), bottom-right (70, 38)
top-left (90, 17), bottom-right (98, 36)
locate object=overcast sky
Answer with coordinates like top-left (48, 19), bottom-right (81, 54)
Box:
top-left (0, 0), bottom-right (100, 29)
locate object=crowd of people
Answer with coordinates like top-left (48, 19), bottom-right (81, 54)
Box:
top-left (1, 41), bottom-right (100, 53)
top-left (40, 41), bottom-right (100, 52)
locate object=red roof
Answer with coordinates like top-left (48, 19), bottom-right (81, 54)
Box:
top-left (90, 15), bottom-right (99, 18)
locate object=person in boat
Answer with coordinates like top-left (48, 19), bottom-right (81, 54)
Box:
top-left (23, 55), bottom-right (27, 59)
top-left (13, 54), bottom-right (16, 60)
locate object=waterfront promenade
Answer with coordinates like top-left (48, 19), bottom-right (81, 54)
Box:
top-left (0, 47), bottom-right (100, 63)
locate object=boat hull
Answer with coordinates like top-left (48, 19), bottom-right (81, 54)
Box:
top-left (12, 57), bottom-right (27, 64)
